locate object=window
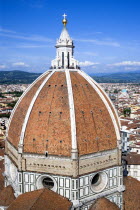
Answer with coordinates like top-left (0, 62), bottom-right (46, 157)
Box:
top-left (62, 52), bottom-right (64, 67)
top-left (91, 174), bottom-right (100, 186)
top-left (37, 175), bottom-right (57, 192)
top-left (67, 52), bottom-right (70, 68)
top-left (91, 172), bottom-right (108, 193)
top-left (42, 177), bottom-right (54, 189)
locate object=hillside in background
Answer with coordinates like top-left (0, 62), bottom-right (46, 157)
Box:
top-left (0, 70), bottom-right (41, 84)
top-left (92, 71), bottom-right (140, 83)
top-left (0, 70), bottom-right (140, 84)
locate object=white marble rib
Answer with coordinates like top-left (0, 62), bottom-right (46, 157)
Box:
top-left (18, 70), bottom-right (55, 153)
top-left (65, 69), bottom-right (77, 159)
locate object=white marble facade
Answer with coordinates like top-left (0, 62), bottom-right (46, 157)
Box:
top-left (4, 155), bottom-right (123, 209)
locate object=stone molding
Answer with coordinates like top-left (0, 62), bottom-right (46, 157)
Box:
top-left (5, 141), bottom-right (121, 177)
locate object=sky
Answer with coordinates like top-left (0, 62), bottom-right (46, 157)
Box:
top-left (0, 0), bottom-right (140, 74)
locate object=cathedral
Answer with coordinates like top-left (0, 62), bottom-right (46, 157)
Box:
top-left (4, 15), bottom-right (124, 209)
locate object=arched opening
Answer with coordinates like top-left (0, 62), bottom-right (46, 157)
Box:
top-left (62, 52), bottom-right (64, 67)
top-left (67, 52), bottom-right (70, 68)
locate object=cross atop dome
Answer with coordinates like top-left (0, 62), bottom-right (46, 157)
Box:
top-left (63, 13), bottom-right (67, 19)
top-left (62, 13), bottom-right (67, 26)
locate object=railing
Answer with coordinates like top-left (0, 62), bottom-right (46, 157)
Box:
top-left (50, 66), bottom-right (81, 70)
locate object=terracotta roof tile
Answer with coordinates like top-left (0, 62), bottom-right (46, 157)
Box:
top-left (7, 188), bottom-right (72, 210)
top-left (122, 153), bottom-right (140, 165)
top-left (0, 185), bottom-right (16, 206)
top-left (127, 123), bottom-right (140, 129)
top-left (123, 176), bottom-right (140, 210)
top-left (0, 159), bottom-right (4, 171)
top-left (0, 171), bottom-right (4, 191)
top-left (24, 72), bottom-right (71, 156)
top-left (71, 72), bottom-right (117, 155)
top-left (94, 83), bottom-right (120, 130)
top-left (0, 140), bottom-right (5, 149)
top-left (0, 149), bottom-right (4, 156)
top-left (7, 71), bottom-right (118, 157)
top-left (89, 197), bottom-right (119, 210)
top-left (8, 73), bottom-right (49, 149)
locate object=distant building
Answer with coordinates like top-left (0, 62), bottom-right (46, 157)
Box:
top-left (123, 153), bottom-right (140, 181)
top-left (118, 89), bottom-right (129, 100)
top-left (130, 144), bottom-right (140, 154)
top-left (120, 130), bottom-right (130, 154)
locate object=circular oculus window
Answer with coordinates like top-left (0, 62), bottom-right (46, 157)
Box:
top-left (91, 172), bottom-right (108, 193)
top-left (36, 175), bottom-right (57, 192)
top-left (42, 177), bottom-right (54, 189)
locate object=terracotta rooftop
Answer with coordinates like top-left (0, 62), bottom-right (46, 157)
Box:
top-left (127, 123), bottom-right (140, 130)
top-left (0, 141), bottom-right (5, 149)
top-left (0, 149), bottom-right (4, 156)
top-left (0, 170), bottom-right (4, 191)
top-left (7, 188), bottom-right (72, 210)
top-left (0, 185), bottom-right (16, 206)
top-left (120, 120), bottom-right (130, 127)
top-left (123, 176), bottom-right (140, 210)
top-left (0, 176), bottom-right (139, 210)
top-left (122, 153), bottom-right (140, 165)
top-left (89, 197), bottom-right (119, 210)
top-left (7, 70), bottom-right (120, 157)
top-left (133, 110), bottom-right (140, 115)
top-left (129, 134), bottom-right (136, 141)
top-left (120, 117), bottom-right (132, 120)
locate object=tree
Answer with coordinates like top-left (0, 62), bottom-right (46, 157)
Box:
top-left (114, 89), bottom-right (118, 93)
top-left (123, 107), bottom-right (131, 117)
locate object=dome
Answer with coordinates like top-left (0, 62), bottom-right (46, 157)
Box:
top-left (4, 16), bottom-right (124, 210)
top-left (7, 69), bottom-right (120, 157)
